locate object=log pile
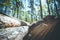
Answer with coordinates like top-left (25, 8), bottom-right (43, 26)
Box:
top-left (23, 15), bottom-right (60, 40)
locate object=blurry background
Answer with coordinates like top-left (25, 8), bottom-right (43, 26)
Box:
top-left (0, 0), bottom-right (60, 23)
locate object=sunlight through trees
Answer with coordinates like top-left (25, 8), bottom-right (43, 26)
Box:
top-left (0, 0), bottom-right (60, 23)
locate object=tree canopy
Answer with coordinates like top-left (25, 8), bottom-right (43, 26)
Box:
top-left (0, 0), bottom-right (60, 23)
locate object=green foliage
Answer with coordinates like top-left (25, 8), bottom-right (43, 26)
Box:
top-left (0, 0), bottom-right (60, 23)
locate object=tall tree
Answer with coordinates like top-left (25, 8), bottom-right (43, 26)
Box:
top-left (0, 0), bottom-right (11, 14)
top-left (14, 0), bottom-right (24, 18)
top-left (54, 0), bottom-right (59, 18)
top-left (39, 0), bottom-right (43, 18)
top-left (15, 0), bottom-right (20, 18)
top-left (30, 0), bottom-right (34, 22)
top-left (46, 0), bottom-right (50, 15)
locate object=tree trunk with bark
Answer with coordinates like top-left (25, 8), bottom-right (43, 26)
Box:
top-left (23, 15), bottom-right (60, 40)
top-left (0, 12), bottom-right (30, 28)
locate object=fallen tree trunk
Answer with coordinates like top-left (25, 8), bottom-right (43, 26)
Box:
top-left (0, 12), bottom-right (30, 40)
top-left (0, 12), bottom-right (30, 28)
top-left (0, 12), bottom-right (21, 28)
top-left (23, 15), bottom-right (60, 40)
top-left (0, 26), bottom-right (29, 40)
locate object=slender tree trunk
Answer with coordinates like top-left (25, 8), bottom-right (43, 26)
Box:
top-left (51, 6), bottom-right (53, 15)
top-left (54, 0), bottom-right (59, 18)
top-left (13, 9), bottom-right (15, 17)
top-left (46, 0), bottom-right (50, 15)
top-left (50, 4), bottom-right (54, 15)
top-left (40, 0), bottom-right (43, 18)
top-left (16, 0), bottom-right (19, 18)
top-left (17, 8), bottom-right (19, 18)
top-left (13, 7), bottom-right (16, 17)
top-left (30, 0), bottom-right (34, 22)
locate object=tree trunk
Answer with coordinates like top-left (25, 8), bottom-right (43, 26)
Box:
top-left (40, 0), bottom-right (43, 18)
top-left (0, 12), bottom-right (21, 28)
top-left (23, 15), bottom-right (60, 40)
top-left (46, 0), bottom-right (50, 15)
top-left (30, 0), bottom-right (34, 22)
top-left (54, 0), bottom-right (59, 18)
top-left (17, 7), bottom-right (19, 18)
